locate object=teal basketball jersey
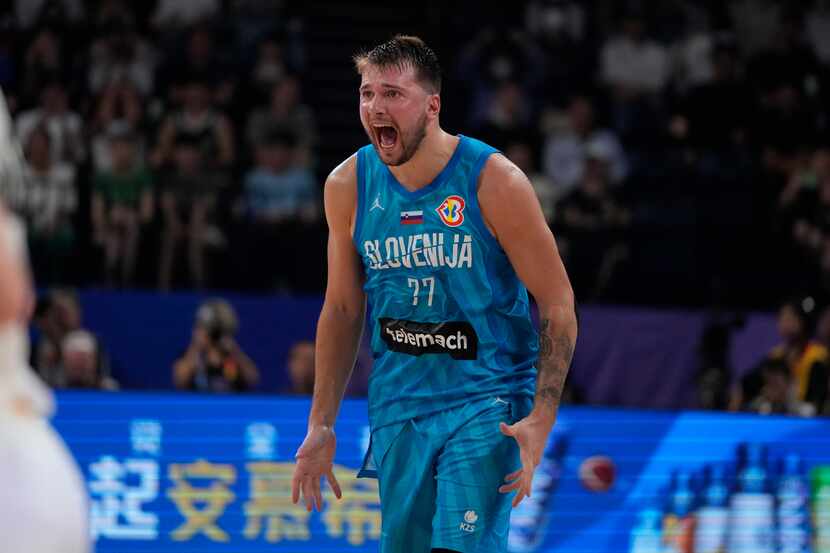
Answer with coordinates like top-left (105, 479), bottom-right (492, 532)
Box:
top-left (353, 135), bottom-right (537, 430)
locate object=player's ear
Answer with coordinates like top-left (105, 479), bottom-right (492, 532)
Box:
top-left (427, 93), bottom-right (440, 119)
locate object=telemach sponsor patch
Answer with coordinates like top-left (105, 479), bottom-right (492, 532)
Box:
top-left (379, 318), bottom-right (478, 360)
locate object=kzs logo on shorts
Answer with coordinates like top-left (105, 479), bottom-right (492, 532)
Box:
top-left (460, 510), bottom-right (478, 533)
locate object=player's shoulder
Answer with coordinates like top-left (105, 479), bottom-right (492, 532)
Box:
top-left (325, 153), bottom-right (358, 189)
top-left (324, 154), bottom-right (358, 200)
top-left (323, 154), bottom-right (359, 223)
top-left (477, 151), bottom-right (533, 200)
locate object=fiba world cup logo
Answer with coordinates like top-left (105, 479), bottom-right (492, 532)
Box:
top-left (436, 195), bottom-right (466, 227)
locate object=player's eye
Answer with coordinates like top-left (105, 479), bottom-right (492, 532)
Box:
top-left (385, 90), bottom-right (399, 98)
top-left (361, 90), bottom-right (373, 100)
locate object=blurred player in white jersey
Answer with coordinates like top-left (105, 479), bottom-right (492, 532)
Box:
top-left (0, 89), bottom-right (90, 553)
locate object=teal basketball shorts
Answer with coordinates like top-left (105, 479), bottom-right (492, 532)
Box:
top-left (358, 395), bottom-right (531, 553)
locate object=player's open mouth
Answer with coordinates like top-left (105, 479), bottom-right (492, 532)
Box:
top-left (373, 124), bottom-right (398, 150)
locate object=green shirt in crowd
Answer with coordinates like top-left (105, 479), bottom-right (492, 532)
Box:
top-left (94, 167), bottom-right (153, 207)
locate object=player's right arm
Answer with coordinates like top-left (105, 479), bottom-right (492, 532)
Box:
top-left (291, 155), bottom-right (365, 511)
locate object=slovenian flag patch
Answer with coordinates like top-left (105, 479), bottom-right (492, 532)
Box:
top-left (400, 210), bottom-right (424, 225)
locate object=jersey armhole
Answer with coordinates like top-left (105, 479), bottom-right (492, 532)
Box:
top-left (466, 148), bottom-right (502, 251)
top-left (352, 148), bottom-right (367, 245)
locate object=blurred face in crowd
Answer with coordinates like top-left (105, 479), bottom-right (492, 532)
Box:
top-left (188, 29), bottom-right (213, 64)
top-left (26, 129), bottom-right (51, 168)
top-left (761, 366), bottom-right (790, 405)
top-left (64, 347), bottom-right (97, 387)
top-left (358, 63), bottom-right (439, 166)
top-left (622, 17), bottom-right (645, 42)
top-left (271, 77), bottom-right (299, 112)
top-left (57, 297), bottom-right (81, 331)
top-left (41, 84), bottom-right (68, 113)
top-left (109, 32), bottom-right (136, 62)
top-left (35, 293), bottom-right (80, 340)
top-left (255, 40), bottom-right (285, 87)
top-left (260, 40), bottom-right (283, 65)
top-left (43, 293), bottom-right (82, 338)
top-left (494, 81), bottom-right (523, 118)
top-left (712, 50), bottom-right (737, 82)
top-left (582, 158), bottom-right (609, 197)
top-left (34, 304), bottom-right (60, 340)
top-left (770, 84), bottom-right (799, 111)
top-left (110, 137), bottom-right (136, 171)
top-left (257, 142), bottom-right (292, 173)
top-left (174, 144), bottom-right (202, 174)
top-left (184, 83), bottom-right (211, 114)
top-left (288, 341), bottom-right (315, 395)
top-left (30, 30), bottom-right (60, 65)
top-left (62, 329), bottom-right (97, 387)
top-left (569, 97), bottom-right (594, 136)
top-left (777, 304), bottom-right (806, 343)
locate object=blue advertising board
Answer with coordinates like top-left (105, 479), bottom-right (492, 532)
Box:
top-left (53, 392), bottom-right (830, 552)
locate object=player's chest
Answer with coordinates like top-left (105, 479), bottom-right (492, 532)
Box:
top-left (359, 190), bottom-right (477, 273)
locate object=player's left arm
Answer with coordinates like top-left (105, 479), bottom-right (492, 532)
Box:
top-left (478, 153), bottom-right (578, 507)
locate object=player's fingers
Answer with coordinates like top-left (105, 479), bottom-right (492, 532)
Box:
top-left (523, 470), bottom-right (534, 499)
top-left (291, 472), bottom-right (301, 504)
top-left (504, 468), bottom-right (523, 482)
top-left (519, 452), bottom-right (534, 484)
top-left (512, 485), bottom-right (527, 508)
top-left (499, 478), bottom-right (522, 493)
top-left (327, 469), bottom-right (343, 499)
top-left (301, 476), bottom-right (314, 512)
top-left (516, 472), bottom-right (535, 506)
top-left (499, 421), bottom-right (515, 436)
top-left (312, 476), bottom-right (323, 512)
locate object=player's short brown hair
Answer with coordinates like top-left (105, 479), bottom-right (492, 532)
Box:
top-left (353, 35), bottom-right (442, 94)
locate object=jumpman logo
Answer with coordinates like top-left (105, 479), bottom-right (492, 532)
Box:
top-left (370, 193), bottom-right (385, 212)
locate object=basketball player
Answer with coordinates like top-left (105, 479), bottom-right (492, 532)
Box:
top-left (0, 90), bottom-right (90, 553)
top-left (291, 36), bottom-right (577, 553)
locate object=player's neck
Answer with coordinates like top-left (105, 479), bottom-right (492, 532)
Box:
top-left (387, 129), bottom-right (459, 192)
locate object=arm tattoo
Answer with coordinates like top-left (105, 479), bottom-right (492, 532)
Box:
top-left (535, 318), bottom-right (574, 408)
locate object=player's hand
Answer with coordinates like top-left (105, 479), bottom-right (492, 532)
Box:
top-left (498, 415), bottom-right (553, 507)
top-left (291, 425), bottom-right (342, 512)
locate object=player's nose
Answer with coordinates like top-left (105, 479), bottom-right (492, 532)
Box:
top-left (369, 95), bottom-right (387, 116)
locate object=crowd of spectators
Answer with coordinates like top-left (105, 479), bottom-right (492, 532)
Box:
top-left (451, 0), bottom-right (830, 307)
top-left (10, 1), bottom-right (830, 418)
top-left (4, 1), bottom-right (830, 309)
top-left (1, 0), bottom-right (317, 292)
top-left (446, 0), bottom-right (830, 417)
top-left (30, 288), bottom-right (118, 390)
top-left (694, 296), bottom-right (830, 418)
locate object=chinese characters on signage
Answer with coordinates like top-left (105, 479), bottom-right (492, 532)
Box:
top-left (85, 418), bottom-right (381, 547)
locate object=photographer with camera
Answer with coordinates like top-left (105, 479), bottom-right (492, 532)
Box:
top-left (173, 299), bottom-right (260, 392)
